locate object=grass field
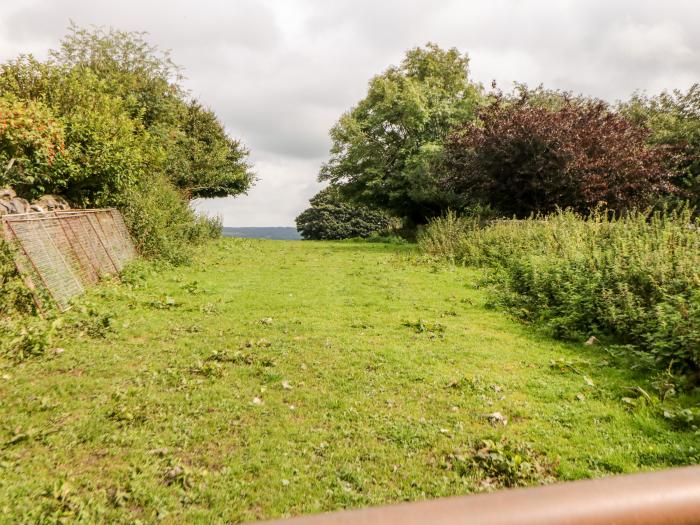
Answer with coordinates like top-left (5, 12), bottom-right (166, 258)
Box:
top-left (1, 239), bottom-right (698, 524)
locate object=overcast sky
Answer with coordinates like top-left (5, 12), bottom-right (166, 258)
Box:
top-left (1, 1), bottom-right (698, 226)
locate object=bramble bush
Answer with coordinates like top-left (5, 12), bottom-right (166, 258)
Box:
top-left (419, 208), bottom-right (700, 374)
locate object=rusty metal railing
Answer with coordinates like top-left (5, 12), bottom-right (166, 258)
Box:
top-left (252, 465), bottom-right (700, 525)
top-left (1, 208), bottom-right (136, 311)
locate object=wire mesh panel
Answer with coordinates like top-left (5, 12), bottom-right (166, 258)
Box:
top-left (5, 218), bottom-right (84, 310)
top-left (109, 209), bottom-right (137, 262)
top-left (1, 208), bottom-right (136, 311)
top-left (94, 211), bottom-right (129, 271)
top-left (84, 211), bottom-right (120, 275)
top-left (1, 221), bottom-right (47, 312)
top-left (60, 214), bottom-right (100, 285)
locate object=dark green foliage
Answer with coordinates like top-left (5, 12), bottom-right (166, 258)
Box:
top-left (419, 209), bottom-right (700, 374)
top-left (295, 186), bottom-right (393, 240)
top-left (320, 43), bottom-right (483, 224)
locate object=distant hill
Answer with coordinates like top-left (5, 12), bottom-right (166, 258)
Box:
top-left (222, 227), bottom-right (302, 241)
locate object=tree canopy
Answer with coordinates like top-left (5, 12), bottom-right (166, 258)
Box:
top-left (0, 24), bottom-right (253, 205)
top-left (320, 43), bottom-right (483, 224)
top-left (0, 25), bottom-right (253, 261)
top-left (440, 91), bottom-right (673, 217)
top-left (619, 84), bottom-right (700, 207)
top-left (295, 186), bottom-right (393, 240)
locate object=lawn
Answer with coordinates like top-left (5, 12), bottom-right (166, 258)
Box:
top-left (0, 239), bottom-right (697, 524)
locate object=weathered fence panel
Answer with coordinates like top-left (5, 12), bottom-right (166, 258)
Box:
top-left (1, 208), bottom-right (136, 311)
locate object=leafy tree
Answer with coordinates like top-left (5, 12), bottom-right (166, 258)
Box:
top-left (295, 186), bottom-right (393, 240)
top-left (163, 102), bottom-right (252, 199)
top-left (0, 58), bottom-right (154, 205)
top-left (0, 25), bottom-right (254, 261)
top-left (620, 84), bottom-right (700, 207)
top-left (320, 43), bottom-right (483, 224)
top-left (0, 94), bottom-right (66, 199)
top-left (47, 24), bottom-right (254, 200)
top-left (441, 91), bottom-right (674, 217)
top-left (49, 22), bottom-right (185, 127)
top-left (0, 25), bottom-right (253, 205)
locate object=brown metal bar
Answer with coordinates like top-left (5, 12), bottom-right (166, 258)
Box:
top-left (252, 466), bottom-right (700, 525)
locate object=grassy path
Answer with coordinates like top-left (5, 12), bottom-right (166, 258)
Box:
top-left (1, 239), bottom-right (697, 524)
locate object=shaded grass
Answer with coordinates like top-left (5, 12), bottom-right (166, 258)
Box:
top-left (0, 238), bottom-right (697, 524)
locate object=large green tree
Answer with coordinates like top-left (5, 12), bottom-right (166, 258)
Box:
top-left (0, 24), bottom-right (253, 205)
top-left (0, 59), bottom-right (150, 204)
top-left (163, 102), bottom-right (252, 199)
top-left (320, 43), bottom-right (483, 224)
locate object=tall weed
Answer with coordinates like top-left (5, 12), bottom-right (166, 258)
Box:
top-left (420, 208), bottom-right (700, 373)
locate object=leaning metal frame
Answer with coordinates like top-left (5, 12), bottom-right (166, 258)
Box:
top-left (1, 208), bottom-right (136, 311)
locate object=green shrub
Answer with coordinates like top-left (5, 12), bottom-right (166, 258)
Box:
top-left (1, 317), bottom-right (59, 362)
top-left (120, 176), bottom-right (220, 264)
top-left (295, 187), bottom-right (395, 240)
top-left (446, 438), bottom-right (557, 488)
top-left (416, 211), bottom-right (475, 262)
top-left (420, 208), bottom-right (700, 373)
top-left (0, 240), bottom-right (39, 316)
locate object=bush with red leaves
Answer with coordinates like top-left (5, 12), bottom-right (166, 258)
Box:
top-left (442, 93), bottom-right (675, 217)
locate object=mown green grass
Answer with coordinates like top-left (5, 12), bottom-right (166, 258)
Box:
top-left (0, 239), bottom-right (697, 524)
